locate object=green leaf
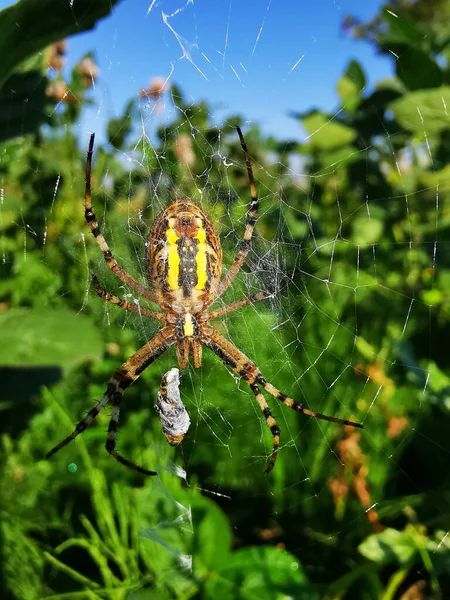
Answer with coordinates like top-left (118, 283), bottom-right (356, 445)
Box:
top-left (107, 99), bottom-right (135, 150)
top-left (421, 289), bottom-right (443, 306)
top-left (345, 59), bottom-right (366, 90)
top-left (358, 528), bottom-right (417, 566)
top-left (0, 0), bottom-right (122, 88)
top-left (0, 254), bottom-right (62, 306)
top-left (419, 162), bottom-right (450, 188)
top-left (396, 49), bottom-right (442, 91)
top-left (192, 495), bottom-right (232, 573)
top-left (353, 86), bottom-right (403, 139)
top-left (351, 217), bottom-right (383, 246)
top-left (204, 546), bottom-right (316, 600)
top-left (310, 145), bottom-right (359, 169)
top-left (171, 83), bottom-right (185, 110)
top-left (426, 361), bottom-right (450, 392)
top-left (0, 309), bottom-right (103, 369)
top-left (0, 71), bottom-right (50, 143)
top-left (337, 60), bottom-right (366, 111)
top-left (389, 87), bottom-right (450, 135)
top-left (378, 8), bottom-right (427, 47)
top-left (301, 112), bottom-right (356, 150)
top-left (0, 185), bottom-right (22, 231)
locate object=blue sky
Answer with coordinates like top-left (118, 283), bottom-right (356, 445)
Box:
top-left (7, 0), bottom-right (394, 142)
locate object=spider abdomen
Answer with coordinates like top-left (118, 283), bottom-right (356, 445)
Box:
top-left (147, 199), bottom-right (223, 310)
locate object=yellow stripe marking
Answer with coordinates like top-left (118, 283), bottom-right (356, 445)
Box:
top-left (194, 217), bottom-right (207, 289)
top-left (183, 313), bottom-right (194, 337)
top-left (166, 219), bottom-right (180, 290)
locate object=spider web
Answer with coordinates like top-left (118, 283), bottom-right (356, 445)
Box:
top-left (2, 0), bottom-right (450, 596)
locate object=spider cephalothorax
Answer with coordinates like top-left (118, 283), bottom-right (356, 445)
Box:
top-left (46, 128), bottom-right (363, 476)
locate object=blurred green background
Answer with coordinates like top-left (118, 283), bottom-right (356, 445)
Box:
top-left (1, 1), bottom-right (450, 598)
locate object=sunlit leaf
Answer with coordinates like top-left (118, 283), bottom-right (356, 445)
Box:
top-left (301, 112), bottom-right (356, 150)
top-left (337, 60), bottom-right (366, 111)
top-left (389, 87), bottom-right (450, 135)
top-left (351, 217), bottom-right (383, 246)
top-left (204, 546), bottom-right (316, 600)
top-left (358, 528), bottom-right (417, 565)
top-left (0, 309), bottom-right (103, 368)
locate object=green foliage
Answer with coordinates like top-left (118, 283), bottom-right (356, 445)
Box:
top-left (2, 1), bottom-right (450, 598)
top-left (337, 60), bottom-right (366, 112)
top-left (0, 0), bottom-right (120, 143)
top-left (389, 87), bottom-right (450, 135)
top-left (107, 99), bottom-right (135, 150)
top-left (0, 309), bottom-right (103, 369)
top-left (0, 71), bottom-right (49, 142)
top-left (203, 547), bottom-right (316, 600)
top-left (0, 0), bottom-right (121, 87)
top-left (296, 110), bottom-right (357, 150)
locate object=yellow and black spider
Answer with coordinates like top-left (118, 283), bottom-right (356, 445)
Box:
top-left (46, 128), bottom-right (363, 475)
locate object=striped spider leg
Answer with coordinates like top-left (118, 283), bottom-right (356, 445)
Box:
top-left (200, 324), bottom-right (363, 474)
top-left (46, 327), bottom-right (176, 475)
top-left (84, 133), bottom-right (158, 303)
top-left (210, 126), bottom-right (260, 302)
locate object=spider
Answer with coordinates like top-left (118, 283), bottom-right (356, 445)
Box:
top-left (46, 127), bottom-right (363, 476)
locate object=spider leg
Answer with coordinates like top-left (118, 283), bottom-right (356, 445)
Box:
top-left (176, 338), bottom-right (190, 370)
top-left (200, 324), bottom-right (363, 473)
top-left (249, 381), bottom-right (280, 474)
top-left (213, 127), bottom-right (259, 300)
top-left (46, 394), bottom-right (110, 459)
top-left (192, 340), bottom-right (202, 369)
top-left (92, 274), bottom-right (165, 322)
top-left (46, 326), bottom-right (176, 475)
top-left (105, 382), bottom-right (155, 475)
top-left (85, 134), bottom-right (157, 303)
top-left (208, 291), bottom-right (273, 321)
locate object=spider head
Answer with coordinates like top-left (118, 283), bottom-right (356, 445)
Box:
top-left (170, 200), bottom-right (203, 237)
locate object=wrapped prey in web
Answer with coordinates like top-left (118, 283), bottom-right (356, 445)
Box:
top-left (155, 368), bottom-right (191, 445)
